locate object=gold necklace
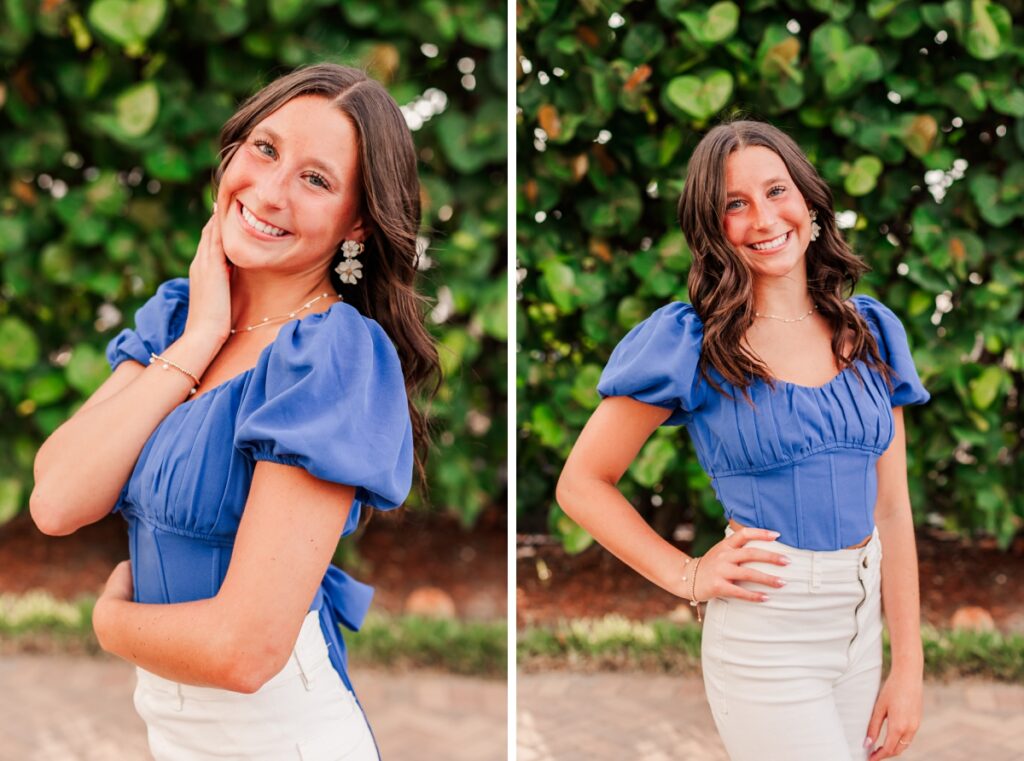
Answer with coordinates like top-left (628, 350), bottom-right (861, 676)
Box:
top-left (754, 304), bottom-right (817, 323)
top-left (229, 292), bottom-right (343, 335)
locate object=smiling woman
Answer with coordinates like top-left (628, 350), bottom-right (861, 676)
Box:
top-left (29, 64), bottom-right (440, 761)
top-left (556, 120), bottom-right (930, 761)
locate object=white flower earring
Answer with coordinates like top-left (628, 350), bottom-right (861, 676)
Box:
top-left (334, 240), bottom-right (365, 284)
top-left (809, 209), bottom-right (821, 242)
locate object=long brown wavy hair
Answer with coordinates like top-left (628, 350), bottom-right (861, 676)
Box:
top-left (677, 119), bottom-right (892, 399)
top-left (212, 63), bottom-right (440, 486)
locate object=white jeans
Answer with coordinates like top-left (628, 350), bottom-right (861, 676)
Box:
top-left (701, 526), bottom-right (884, 761)
top-left (133, 611), bottom-right (379, 761)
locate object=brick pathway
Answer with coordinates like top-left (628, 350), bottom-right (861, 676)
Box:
top-left (0, 655), bottom-right (506, 760)
top-left (518, 672), bottom-right (1024, 760)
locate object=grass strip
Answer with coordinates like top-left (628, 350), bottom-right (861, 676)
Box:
top-left (348, 613), bottom-right (506, 678)
top-left (518, 615), bottom-right (1024, 682)
top-left (0, 591), bottom-right (506, 678)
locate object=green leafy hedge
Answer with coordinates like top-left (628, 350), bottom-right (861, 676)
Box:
top-left (517, 0), bottom-right (1023, 551)
top-left (0, 0), bottom-right (506, 527)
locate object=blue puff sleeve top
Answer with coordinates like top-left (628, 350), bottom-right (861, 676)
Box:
top-left (597, 296), bottom-right (929, 551)
top-left (105, 277), bottom-right (413, 692)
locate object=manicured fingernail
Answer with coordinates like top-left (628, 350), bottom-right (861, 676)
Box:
top-left (776, 579), bottom-right (786, 587)
top-left (863, 737), bottom-right (872, 748)
top-left (768, 530), bottom-right (780, 536)
top-left (760, 594), bottom-right (770, 601)
top-left (780, 556), bottom-right (792, 564)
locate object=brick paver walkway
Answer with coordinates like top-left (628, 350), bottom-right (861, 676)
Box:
top-left (0, 655), bottom-right (505, 760)
top-left (518, 672), bottom-right (1024, 760)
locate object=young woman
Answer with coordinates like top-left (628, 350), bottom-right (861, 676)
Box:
top-left (31, 64), bottom-right (439, 760)
top-left (557, 120), bottom-right (928, 761)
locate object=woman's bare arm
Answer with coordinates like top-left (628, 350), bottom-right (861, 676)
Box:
top-left (556, 396), bottom-right (787, 601)
top-left (874, 406), bottom-right (923, 672)
top-left (31, 211), bottom-right (233, 536)
top-left (866, 406), bottom-right (924, 759)
top-left (30, 332), bottom-right (223, 536)
top-left (91, 460), bottom-right (353, 693)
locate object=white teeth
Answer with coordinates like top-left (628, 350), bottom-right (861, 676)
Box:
top-left (240, 204), bottom-right (287, 237)
top-left (750, 232), bottom-right (788, 250)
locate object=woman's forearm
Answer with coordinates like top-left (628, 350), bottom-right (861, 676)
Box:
top-left (556, 473), bottom-right (691, 599)
top-left (31, 332), bottom-right (222, 535)
top-left (93, 594), bottom-right (273, 693)
top-left (876, 505), bottom-right (923, 674)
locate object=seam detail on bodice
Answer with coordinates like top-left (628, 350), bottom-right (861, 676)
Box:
top-left (123, 509), bottom-right (237, 546)
top-left (709, 441), bottom-right (885, 478)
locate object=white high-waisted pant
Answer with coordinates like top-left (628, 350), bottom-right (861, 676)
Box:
top-left (701, 526), bottom-right (884, 761)
top-left (133, 611), bottom-right (379, 761)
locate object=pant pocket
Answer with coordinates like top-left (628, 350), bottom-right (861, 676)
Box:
top-left (295, 687), bottom-right (377, 761)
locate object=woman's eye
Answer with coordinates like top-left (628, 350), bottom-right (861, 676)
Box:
top-left (768, 185), bottom-right (786, 197)
top-left (254, 139), bottom-right (276, 157)
top-left (726, 199), bottom-right (743, 211)
top-left (307, 173), bottom-right (329, 189)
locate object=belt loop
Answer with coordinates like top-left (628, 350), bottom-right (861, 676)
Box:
top-left (175, 682), bottom-right (184, 712)
top-left (810, 552), bottom-right (822, 591)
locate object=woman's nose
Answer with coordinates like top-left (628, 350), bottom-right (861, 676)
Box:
top-left (751, 201), bottom-right (776, 230)
top-left (253, 167), bottom-right (288, 208)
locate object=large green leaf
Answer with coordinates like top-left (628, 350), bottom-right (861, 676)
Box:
top-left (0, 317), bottom-right (39, 370)
top-left (665, 69), bottom-right (734, 121)
top-left (115, 81), bottom-right (160, 137)
top-left (678, 2), bottom-right (740, 46)
top-left (87, 0), bottom-right (166, 49)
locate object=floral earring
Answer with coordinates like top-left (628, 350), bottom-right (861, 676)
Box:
top-left (809, 209), bottom-right (821, 242)
top-left (334, 240), bottom-right (365, 284)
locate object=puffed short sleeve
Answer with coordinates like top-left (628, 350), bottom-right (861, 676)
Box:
top-left (234, 303), bottom-right (413, 518)
top-left (597, 301), bottom-right (705, 426)
top-left (853, 295), bottom-right (930, 407)
top-left (105, 278), bottom-right (190, 372)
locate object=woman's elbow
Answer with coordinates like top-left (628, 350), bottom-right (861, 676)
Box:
top-left (218, 629), bottom-right (291, 694)
top-left (29, 487), bottom-right (79, 536)
top-left (555, 470), bottom-right (588, 520)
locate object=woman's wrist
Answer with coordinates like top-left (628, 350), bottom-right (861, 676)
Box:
top-left (658, 551), bottom-right (698, 600)
top-left (889, 647), bottom-right (924, 677)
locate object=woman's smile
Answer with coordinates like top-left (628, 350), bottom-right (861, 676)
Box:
top-left (236, 200), bottom-right (292, 240)
top-left (746, 230), bottom-right (792, 255)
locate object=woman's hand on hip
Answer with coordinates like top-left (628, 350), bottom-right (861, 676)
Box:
top-left (183, 205), bottom-right (233, 346)
top-left (691, 526), bottom-right (790, 603)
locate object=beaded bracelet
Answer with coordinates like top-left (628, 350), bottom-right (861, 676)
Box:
top-left (149, 353), bottom-right (200, 396)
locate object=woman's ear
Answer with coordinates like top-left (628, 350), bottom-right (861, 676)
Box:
top-left (346, 215), bottom-right (374, 245)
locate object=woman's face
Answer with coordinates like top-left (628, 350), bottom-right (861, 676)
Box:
top-left (721, 145), bottom-right (813, 281)
top-left (216, 95), bottom-right (366, 274)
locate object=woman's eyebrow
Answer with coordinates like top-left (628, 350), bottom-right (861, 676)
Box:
top-left (726, 177), bottom-right (787, 198)
top-left (252, 126), bottom-right (341, 182)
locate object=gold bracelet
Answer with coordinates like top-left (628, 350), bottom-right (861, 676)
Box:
top-left (149, 353), bottom-right (199, 395)
top-left (682, 555), bottom-right (705, 623)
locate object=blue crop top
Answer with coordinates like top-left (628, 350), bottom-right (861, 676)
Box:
top-left (597, 295), bottom-right (930, 551)
top-left (105, 277), bottom-right (413, 694)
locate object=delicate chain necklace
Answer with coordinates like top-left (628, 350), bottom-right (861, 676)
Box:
top-left (754, 304), bottom-right (817, 323)
top-left (229, 292), bottom-right (343, 335)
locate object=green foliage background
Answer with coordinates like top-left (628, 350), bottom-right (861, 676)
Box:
top-left (517, 0), bottom-right (1023, 552)
top-left (0, 0), bottom-right (506, 527)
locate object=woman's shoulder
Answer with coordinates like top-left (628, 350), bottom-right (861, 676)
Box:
top-left (267, 299), bottom-right (400, 363)
top-left (248, 299), bottom-right (405, 400)
top-left (847, 294), bottom-right (909, 339)
top-left (105, 277), bottom-right (191, 371)
top-left (629, 300), bottom-right (704, 343)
